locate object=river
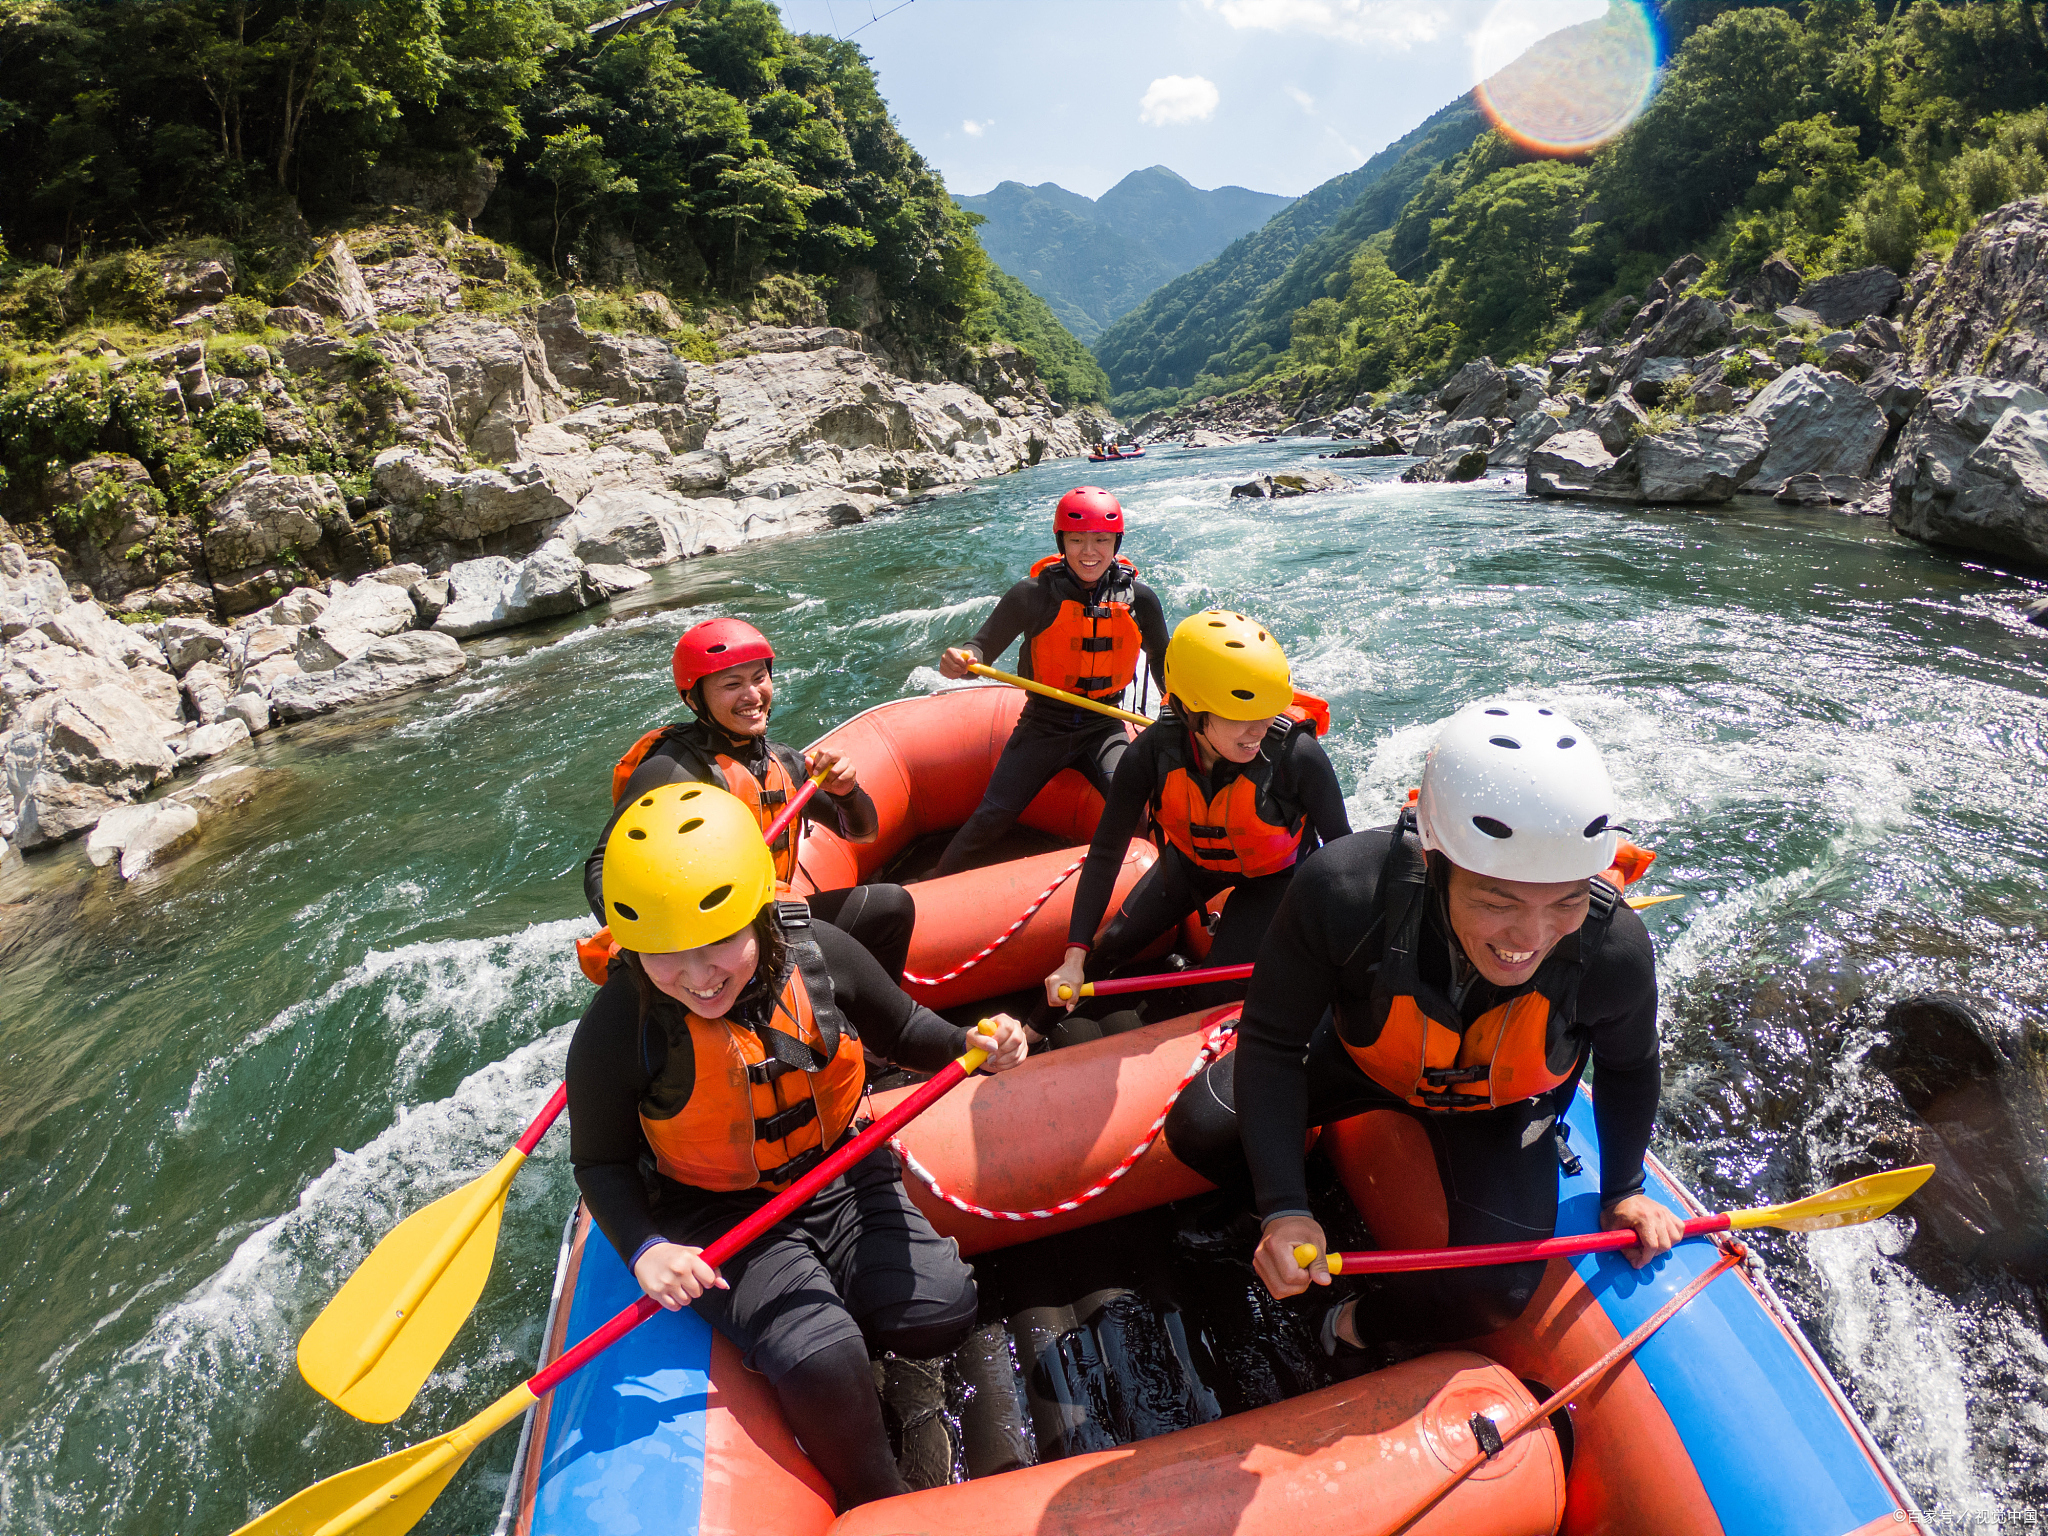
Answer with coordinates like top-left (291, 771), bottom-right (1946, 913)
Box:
top-left (1, 441), bottom-right (2044, 1532)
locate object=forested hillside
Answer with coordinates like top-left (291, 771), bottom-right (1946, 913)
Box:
top-left (1159, 0), bottom-right (2048, 413)
top-left (957, 167), bottom-right (1292, 343)
top-left (0, 0), bottom-right (1098, 397)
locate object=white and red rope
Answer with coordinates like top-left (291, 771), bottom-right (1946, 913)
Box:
top-left (892, 1012), bottom-right (1239, 1222)
top-left (900, 856), bottom-right (1086, 988)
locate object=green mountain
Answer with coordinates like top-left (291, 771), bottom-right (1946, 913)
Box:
top-left (1092, 100), bottom-right (1487, 412)
top-left (980, 266), bottom-right (1112, 405)
top-left (956, 167), bottom-right (1293, 343)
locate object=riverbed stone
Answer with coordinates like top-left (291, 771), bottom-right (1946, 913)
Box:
top-left (1798, 266), bottom-right (1904, 326)
top-left (1890, 375), bottom-right (2048, 564)
top-left (1589, 395), bottom-right (1647, 455)
top-left (1741, 365), bottom-right (1891, 493)
top-left (269, 632), bottom-right (468, 721)
top-left (1634, 416), bottom-right (1771, 503)
top-left (294, 575), bottom-right (420, 672)
top-left (1526, 431), bottom-right (1641, 501)
top-left (7, 684), bottom-right (178, 849)
top-left (431, 543), bottom-right (596, 639)
top-left (1228, 469), bottom-right (1346, 499)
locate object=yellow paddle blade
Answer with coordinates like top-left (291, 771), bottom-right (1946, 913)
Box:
top-left (298, 1152), bottom-right (520, 1423)
top-left (1731, 1165), bottom-right (1935, 1232)
top-left (230, 1386), bottom-right (536, 1536)
top-left (1627, 893), bottom-right (1687, 911)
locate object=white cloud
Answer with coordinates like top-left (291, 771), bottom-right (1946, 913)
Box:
top-left (961, 118), bottom-right (992, 137)
top-left (1206, 0), bottom-right (1449, 49)
top-left (1139, 75), bottom-right (1220, 127)
top-left (1283, 84), bottom-right (1315, 111)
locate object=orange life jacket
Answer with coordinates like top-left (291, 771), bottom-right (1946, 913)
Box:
top-left (610, 724), bottom-right (808, 885)
top-left (1151, 709), bottom-right (1320, 878)
top-left (1337, 807), bottom-right (1635, 1112)
top-left (1022, 555), bottom-right (1144, 701)
top-left (636, 922), bottom-right (866, 1193)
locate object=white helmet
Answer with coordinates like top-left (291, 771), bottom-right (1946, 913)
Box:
top-left (1415, 700), bottom-right (1621, 881)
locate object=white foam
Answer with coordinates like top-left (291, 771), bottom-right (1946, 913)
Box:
top-left (850, 594), bottom-right (998, 633)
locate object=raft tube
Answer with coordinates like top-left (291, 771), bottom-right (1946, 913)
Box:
top-left (1087, 448), bottom-right (1146, 463)
top-left (501, 1015), bottom-right (1929, 1536)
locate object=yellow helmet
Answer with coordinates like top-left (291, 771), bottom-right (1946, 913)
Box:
top-left (1163, 609), bottom-right (1293, 720)
top-left (602, 783), bottom-right (776, 953)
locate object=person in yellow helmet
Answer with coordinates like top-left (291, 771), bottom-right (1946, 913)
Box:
top-left (1035, 611), bottom-right (1351, 1038)
top-left (566, 784), bottom-right (1030, 1511)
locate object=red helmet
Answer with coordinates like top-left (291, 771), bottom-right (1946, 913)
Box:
top-left (672, 618), bottom-right (775, 698)
top-left (1054, 486), bottom-right (1125, 544)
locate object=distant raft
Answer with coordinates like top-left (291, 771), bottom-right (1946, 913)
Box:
top-left (500, 1011), bottom-right (1929, 1536)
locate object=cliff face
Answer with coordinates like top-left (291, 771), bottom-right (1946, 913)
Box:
top-left (1912, 200), bottom-right (2048, 393)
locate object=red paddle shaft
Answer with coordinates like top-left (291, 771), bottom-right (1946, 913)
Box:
top-left (513, 1084), bottom-right (568, 1156)
top-left (526, 1048), bottom-right (983, 1396)
top-left (1329, 1212), bottom-right (1735, 1275)
top-left (762, 769), bottom-right (829, 847)
top-left (1083, 961), bottom-right (1255, 998)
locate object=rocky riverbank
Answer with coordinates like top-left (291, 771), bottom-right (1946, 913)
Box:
top-left (0, 236), bottom-right (1100, 869)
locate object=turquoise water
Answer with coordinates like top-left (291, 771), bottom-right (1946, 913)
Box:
top-left (1, 442), bottom-right (2044, 1531)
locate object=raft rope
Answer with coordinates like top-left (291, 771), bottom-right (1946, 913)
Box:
top-left (891, 1010), bottom-right (1239, 1221)
top-left (899, 855), bottom-right (1086, 988)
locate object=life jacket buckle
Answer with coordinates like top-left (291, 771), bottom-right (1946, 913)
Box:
top-left (747, 1057), bottom-right (796, 1086)
top-left (755, 1099), bottom-right (818, 1143)
top-left (1077, 635), bottom-right (1117, 652)
top-left (1421, 1064), bottom-right (1489, 1086)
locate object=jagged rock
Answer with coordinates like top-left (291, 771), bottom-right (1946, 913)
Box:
top-left (224, 691), bottom-right (271, 735)
top-left (282, 238), bottom-right (377, 323)
top-left (251, 587), bottom-right (328, 627)
top-left (1228, 469), bottom-right (1346, 499)
top-left (1913, 200), bottom-right (2048, 390)
top-left (1634, 416), bottom-right (1771, 503)
top-left (1588, 395), bottom-right (1647, 456)
top-left (2022, 594), bottom-right (2048, 628)
top-left (1754, 256), bottom-right (1805, 310)
top-left (38, 600), bottom-right (166, 672)
top-left (84, 797), bottom-right (201, 879)
top-left (1435, 359), bottom-right (1505, 413)
top-left (6, 685), bottom-right (177, 849)
top-left (407, 575), bottom-right (449, 626)
top-left (1400, 449), bottom-right (1489, 484)
top-left (1862, 360), bottom-right (1927, 429)
top-left (1617, 295), bottom-right (1732, 387)
top-left (1412, 418), bottom-right (1497, 457)
top-left (1774, 472), bottom-right (1877, 506)
top-left (294, 576), bottom-right (419, 672)
top-left (269, 632), bottom-right (468, 721)
top-left (1629, 357), bottom-right (1696, 405)
top-left (1824, 344), bottom-right (1878, 382)
top-left (181, 716), bottom-right (250, 764)
top-left (1443, 363), bottom-right (1547, 424)
top-left (266, 305), bottom-right (327, 335)
top-left (157, 616), bottom-right (226, 675)
top-left (1798, 266), bottom-right (1904, 326)
top-left (717, 323), bottom-right (864, 357)
top-left (1, 544), bottom-right (75, 633)
top-left (1855, 315), bottom-right (1903, 354)
top-left (371, 449), bottom-right (579, 546)
top-left (1596, 294), bottom-right (1639, 338)
top-left (1526, 431), bottom-right (1640, 501)
top-left (113, 576), bottom-right (215, 618)
top-left (583, 563), bottom-right (652, 597)
top-left (160, 253), bottom-right (238, 311)
top-left (431, 542), bottom-right (596, 638)
top-left (1889, 375), bottom-right (2048, 564)
top-left (1488, 410), bottom-right (1569, 469)
top-left (1325, 436), bottom-right (1405, 457)
top-left (180, 659), bottom-right (232, 724)
top-left (44, 453), bottom-right (186, 601)
top-left (1741, 365), bottom-right (1890, 492)
top-left (202, 453), bottom-right (350, 603)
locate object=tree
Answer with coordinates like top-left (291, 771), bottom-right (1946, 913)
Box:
top-left (535, 125), bottom-right (636, 274)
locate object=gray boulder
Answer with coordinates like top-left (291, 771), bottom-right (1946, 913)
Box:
top-left (1488, 410), bottom-right (1569, 468)
top-left (583, 563), bottom-right (653, 597)
top-left (282, 238), bottom-right (377, 323)
top-left (1617, 295), bottom-right (1732, 385)
top-left (269, 632), bottom-right (468, 722)
top-left (1629, 357), bottom-right (1696, 405)
top-left (1742, 365), bottom-right (1891, 492)
top-left (372, 449), bottom-right (580, 546)
top-left (1435, 359), bottom-right (1506, 413)
top-left (1526, 431), bottom-right (1641, 501)
top-left (1863, 361), bottom-right (1927, 429)
top-left (1228, 469), bottom-right (1346, 499)
top-left (1913, 200), bottom-right (2048, 391)
top-left (294, 576), bottom-right (419, 672)
top-left (1635, 416), bottom-right (1771, 503)
top-left (6, 685), bottom-right (177, 849)
top-left (432, 542), bottom-right (598, 638)
top-left (1775, 473), bottom-right (1878, 506)
top-left (1589, 395), bottom-right (1648, 455)
top-left (1400, 449), bottom-right (1490, 484)
top-left (1798, 266), bottom-right (1904, 326)
top-left (203, 454), bottom-right (348, 580)
top-left (157, 616), bottom-right (227, 676)
top-left (1890, 375), bottom-right (2048, 564)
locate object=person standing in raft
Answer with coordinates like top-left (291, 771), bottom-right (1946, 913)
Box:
top-left (568, 784), bottom-right (1030, 1510)
top-left (1161, 700), bottom-right (1685, 1353)
top-left (931, 487), bottom-right (1172, 876)
top-left (1035, 610), bottom-right (1351, 1037)
top-left (585, 617), bottom-right (916, 982)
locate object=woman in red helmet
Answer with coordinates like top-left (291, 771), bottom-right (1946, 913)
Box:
top-left (930, 487), bottom-right (1172, 876)
top-left (582, 617), bottom-right (916, 981)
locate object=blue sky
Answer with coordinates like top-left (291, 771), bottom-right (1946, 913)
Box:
top-left (772, 0), bottom-right (1612, 199)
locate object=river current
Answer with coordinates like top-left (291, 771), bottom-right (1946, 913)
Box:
top-left (1, 441), bottom-right (2044, 1533)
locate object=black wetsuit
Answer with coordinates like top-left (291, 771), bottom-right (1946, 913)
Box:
top-left (568, 919), bottom-right (977, 1508)
top-left (1035, 712), bottom-right (1352, 1026)
top-left (1163, 825), bottom-right (1662, 1344)
top-left (585, 718), bottom-right (915, 982)
top-left (932, 561), bottom-right (1171, 877)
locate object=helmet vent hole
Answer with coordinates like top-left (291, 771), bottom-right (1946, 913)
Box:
top-left (1583, 815), bottom-right (1609, 839)
top-left (698, 884), bottom-right (733, 911)
top-left (678, 817), bottom-right (705, 835)
top-left (1485, 708), bottom-right (1508, 716)
top-left (613, 901), bottom-right (641, 921)
top-left (1207, 620), bottom-right (1226, 628)
top-left (639, 796), bottom-right (657, 807)
top-left (1224, 640), bottom-right (1245, 648)
top-left (1557, 736), bottom-right (1577, 749)
top-left (1472, 816), bottom-right (1514, 840)
top-left (679, 787), bottom-right (701, 799)
top-left (1231, 688), bottom-right (1255, 700)
top-left (1489, 735), bottom-right (1521, 750)
top-left (627, 828), bottom-right (648, 841)
top-left (708, 643), bottom-right (727, 653)
top-left (1539, 708), bottom-right (1554, 716)
top-left (1257, 630), bottom-right (1267, 641)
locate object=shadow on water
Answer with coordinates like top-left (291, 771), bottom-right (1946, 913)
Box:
top-left (0, 443), bottom-right (2045, 1531)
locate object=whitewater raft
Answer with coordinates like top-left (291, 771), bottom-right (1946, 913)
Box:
top-left (1088, 447), bottom-right (1146, 463)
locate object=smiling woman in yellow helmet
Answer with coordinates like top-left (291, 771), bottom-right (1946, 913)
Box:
top-left (565, 783), bottom-right (1028, 1512)
top-left (1034, 610), bottom-right (1352, 1040)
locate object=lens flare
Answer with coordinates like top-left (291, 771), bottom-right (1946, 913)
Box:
top-left (1474, 0), bottom-right (1660, 156)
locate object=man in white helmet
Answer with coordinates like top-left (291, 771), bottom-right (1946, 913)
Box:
top-left (1162, 699), bottom-right (1684, 1353)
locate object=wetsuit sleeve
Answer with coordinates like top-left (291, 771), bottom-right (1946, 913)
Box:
top-left (813, 920), bottom-right (973, 1071)
top-left (1285, 732), bottom-right (1353, 846)
top-left (813, 783), bottom-right (880, 843)
top-left (1068, 728), bottom-right (1162, 947)
top-left (1582, 903), bottom-right (1662, 1204)
top-left (1233, 837), bottom-right (1386, 1221)
top-left (567, 977), bottom-right (667, 1267)
top-left (964, 579), bottom-right (1045, 668)
top-left (583, 748), bottom-right (707, 923)
top-left (1133, 582), bottom-right (1170, 692)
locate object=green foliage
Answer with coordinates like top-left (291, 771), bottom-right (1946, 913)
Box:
top-left (201, 402), bottom-right (269, 460)
top-left (55, 475), bottom-right (159, 544)
top-left (976, 267), bottom-right (1110, 405)
top-left (0, 369), bottom-right (175, 484)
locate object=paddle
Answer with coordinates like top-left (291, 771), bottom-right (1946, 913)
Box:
top-left (966, 661), bottom-right (1154, 726)
top-left (1294, 1165), bottom-right (1932, 1276)
top-left (300, 766), bottom-right (834, 1424)
top-left (241, 1025), bottom-right (1000, 1536)
top-left (1057, 960), bottom-right (1254, 1002)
